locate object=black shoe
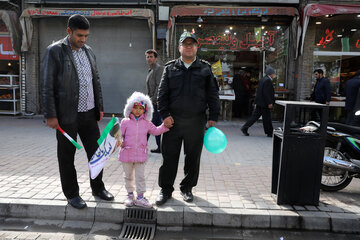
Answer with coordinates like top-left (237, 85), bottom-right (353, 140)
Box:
top-left (68, 196), bottom-right (87, 209)
top-left (155, 191), bottom-right (172, 206)
top-left (181, 191), bottom-right (194, 202)
top-left (92, 189), bottom-right (114, 201)
top-left (241, 127), bottom-right (249, 136)
top-left (150, 148), bottom-right (161, 153)
top-left (267, 134), bottom-right (272, 138)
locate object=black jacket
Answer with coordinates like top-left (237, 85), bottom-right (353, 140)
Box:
top-left (345, 76), bottom-right (360, 111)
top-left (311, 77), bottom-right (331, 104)
top-left (41, 37), bottom-right (103, 124)
top-left (157, 57), bottom-right (220, 121)
top-left (254, 75), bottom-right (275, 107)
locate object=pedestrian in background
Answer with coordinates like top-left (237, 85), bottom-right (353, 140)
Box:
top-left (41, 14), bottom-right (113, 209)
top-left (118, 92), bottom-right (169, 208)
top-left (241, 66), bottom-right (275, 137)
top-left (310, 69), bottom-right (331, 121)
top-left (232, 69), bottom-right (251, 118)
top-left (145, 49), bottom-right (165, 153)
top-left (345, 70), bottom-right (360, 125)
top-left (155, 32), bottom-right (220, 206)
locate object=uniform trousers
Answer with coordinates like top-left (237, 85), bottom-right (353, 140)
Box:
top-left (243, 105), bottom-right (273, 135)
top-left (158, 114), bottom-right (206, 194)
top-left (56, 109), bottom-right (105, 199)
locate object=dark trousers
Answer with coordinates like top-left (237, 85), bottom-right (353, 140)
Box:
top-left (147, 104), bottom-right (162, 148)
top-left (243, 105), bottom-right (273, 135)
top-left (158, 114), bottom-right (206, 194)
top-left (56, 109), bottom-right (104, 199)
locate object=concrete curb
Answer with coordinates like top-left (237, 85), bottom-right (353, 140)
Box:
top-left (0, 199), bottom-right (359, 234)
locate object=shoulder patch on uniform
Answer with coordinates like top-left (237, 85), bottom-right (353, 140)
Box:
top-left (200, 59), bottom-right (211, 66)
top-left (165, 59), bottom-right (176, 66)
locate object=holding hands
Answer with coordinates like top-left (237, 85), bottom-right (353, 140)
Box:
top-left (164, 116), bottom-right (174, 128)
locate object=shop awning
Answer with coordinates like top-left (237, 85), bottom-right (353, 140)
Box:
top-left (20, 8), bottom-right (155, 52)
top-left (0, 10), bottom-right (21, 56)
top-left (166, 5), bottom-right (299, 57)
top-left (0, 36), bottom-right (19, 60)
top-left (299, 4), bottom-right (360, 55)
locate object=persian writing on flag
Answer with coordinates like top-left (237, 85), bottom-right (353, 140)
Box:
top-left (89, 117), bottom-right (120, 179)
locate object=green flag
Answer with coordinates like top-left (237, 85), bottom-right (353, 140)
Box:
top-left (97, 116), bottom-right (117, 146)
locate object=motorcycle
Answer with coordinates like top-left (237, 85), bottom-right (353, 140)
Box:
top-left (299, 120), bottom-right (360, 191)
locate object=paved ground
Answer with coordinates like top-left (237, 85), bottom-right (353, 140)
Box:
top-left (0, 115), bottom-right (360, 235)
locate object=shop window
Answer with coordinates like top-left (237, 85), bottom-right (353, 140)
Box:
top-left (313, 14), bottom-right (360, 98)
top-left (314, 14), bottom-right (360, 53)
top-left (313, 54), bottom-right (360, 98)
top-left (175, 23), bottom-right (290, 98)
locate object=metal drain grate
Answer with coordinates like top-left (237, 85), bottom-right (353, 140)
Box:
top-left (119, 223), bottom-right (155, 240)
top-left (119, 208), bottom-right (157, 240)
top-left (124, 207), bottom-right (156, 224)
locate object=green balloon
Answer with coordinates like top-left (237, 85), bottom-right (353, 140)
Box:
top-left (204, 127), bottom-right (227, 154)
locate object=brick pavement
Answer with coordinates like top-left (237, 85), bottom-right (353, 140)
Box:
top-left (0, 116), bottom-right (360, 233)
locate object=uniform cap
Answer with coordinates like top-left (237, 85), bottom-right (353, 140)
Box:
top-left (179, 32), bottom-right (197, 44)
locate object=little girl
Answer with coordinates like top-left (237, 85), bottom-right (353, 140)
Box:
top-left (119, 91), bottom-right (169, 208)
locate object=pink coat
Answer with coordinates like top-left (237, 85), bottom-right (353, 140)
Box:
top-left (118, 114), bottom-right (168, 163)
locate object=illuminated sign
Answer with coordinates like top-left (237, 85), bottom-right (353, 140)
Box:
top-left (197, 31), bottom-right (277, 51)
top-left (316, 29), bottom-right (334, 48)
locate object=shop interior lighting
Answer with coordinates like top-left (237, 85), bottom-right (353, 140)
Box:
top-left (261, 26), bottom-right (265, 29)
top-left (351, 29), bottom-right (357, 31)
top-left (230, 26), bottom-right (233, 30)
top-left (225, 29), bottom-right (230, 34)
top-left (198, 24), bottom-right (202, 28)
top-left (316, 22), bottom-right (322, 24)
top-left (234, 32), bottom-right (237, 35)
top-left (357, 14), bottom-right (360, 18)
top-left (276, 26), bottom-right (281, 30)
top-left (197, 16), bottom-right (203, 23)
top-left (7, 62), bottom-right (11, 66)
top-left (184, 29), bottom-right (187, 32)
top-left (325, 15), bottom-right (329, 17)
top-left (337, 34), bottom-right (343, 37)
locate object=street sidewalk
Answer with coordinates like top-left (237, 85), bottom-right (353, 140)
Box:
top-left (0, 115), bottom-right (359, 233)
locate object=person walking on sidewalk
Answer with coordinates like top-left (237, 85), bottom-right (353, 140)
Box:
top-left (155, 32), bottom-right (220, 206)
top-left (118, 92), bottom-right (170, 208)
top-left (41, 14), bottom-right (114, 209)
top-left (241, 66), bottom-right (275, 137)
top-left (145, 49), bottom-right (164, 153)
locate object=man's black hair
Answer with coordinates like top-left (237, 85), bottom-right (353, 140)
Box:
top-left (314, 69), bottom-right (324, 75)
top-left (67, 14), bottom-right (90, 31)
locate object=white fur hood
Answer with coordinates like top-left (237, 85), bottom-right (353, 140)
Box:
top-left (123, 91), bottom-right (153, 121)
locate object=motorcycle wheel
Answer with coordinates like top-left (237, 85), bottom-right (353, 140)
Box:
top-left (321, 147), bottom-right (353, 192)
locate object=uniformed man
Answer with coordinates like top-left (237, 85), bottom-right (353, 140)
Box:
top-left (155, 32), bottom-right (220, 205)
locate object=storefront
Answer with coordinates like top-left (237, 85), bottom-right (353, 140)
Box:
top-left (166, 5), bottom-right (299, 119)
top-left (0, 10), bottom-right (21, 115)
top-left (21, 1), bottom-right (155, 114)
top-left (299, 4), bottom-right (360, 122)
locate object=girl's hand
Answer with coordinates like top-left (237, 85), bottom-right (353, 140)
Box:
top-left (115, 140), bottom-right (123, 149)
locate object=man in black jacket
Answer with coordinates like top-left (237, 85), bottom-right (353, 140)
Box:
top-left (155, 32), bottom-right (220, 205)
top-left (41, 14), bottom-right (113, 209)
top-left (241, 66), bottom-right (275, 137)
top-left (345, 70), bottom-right (360, 124)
